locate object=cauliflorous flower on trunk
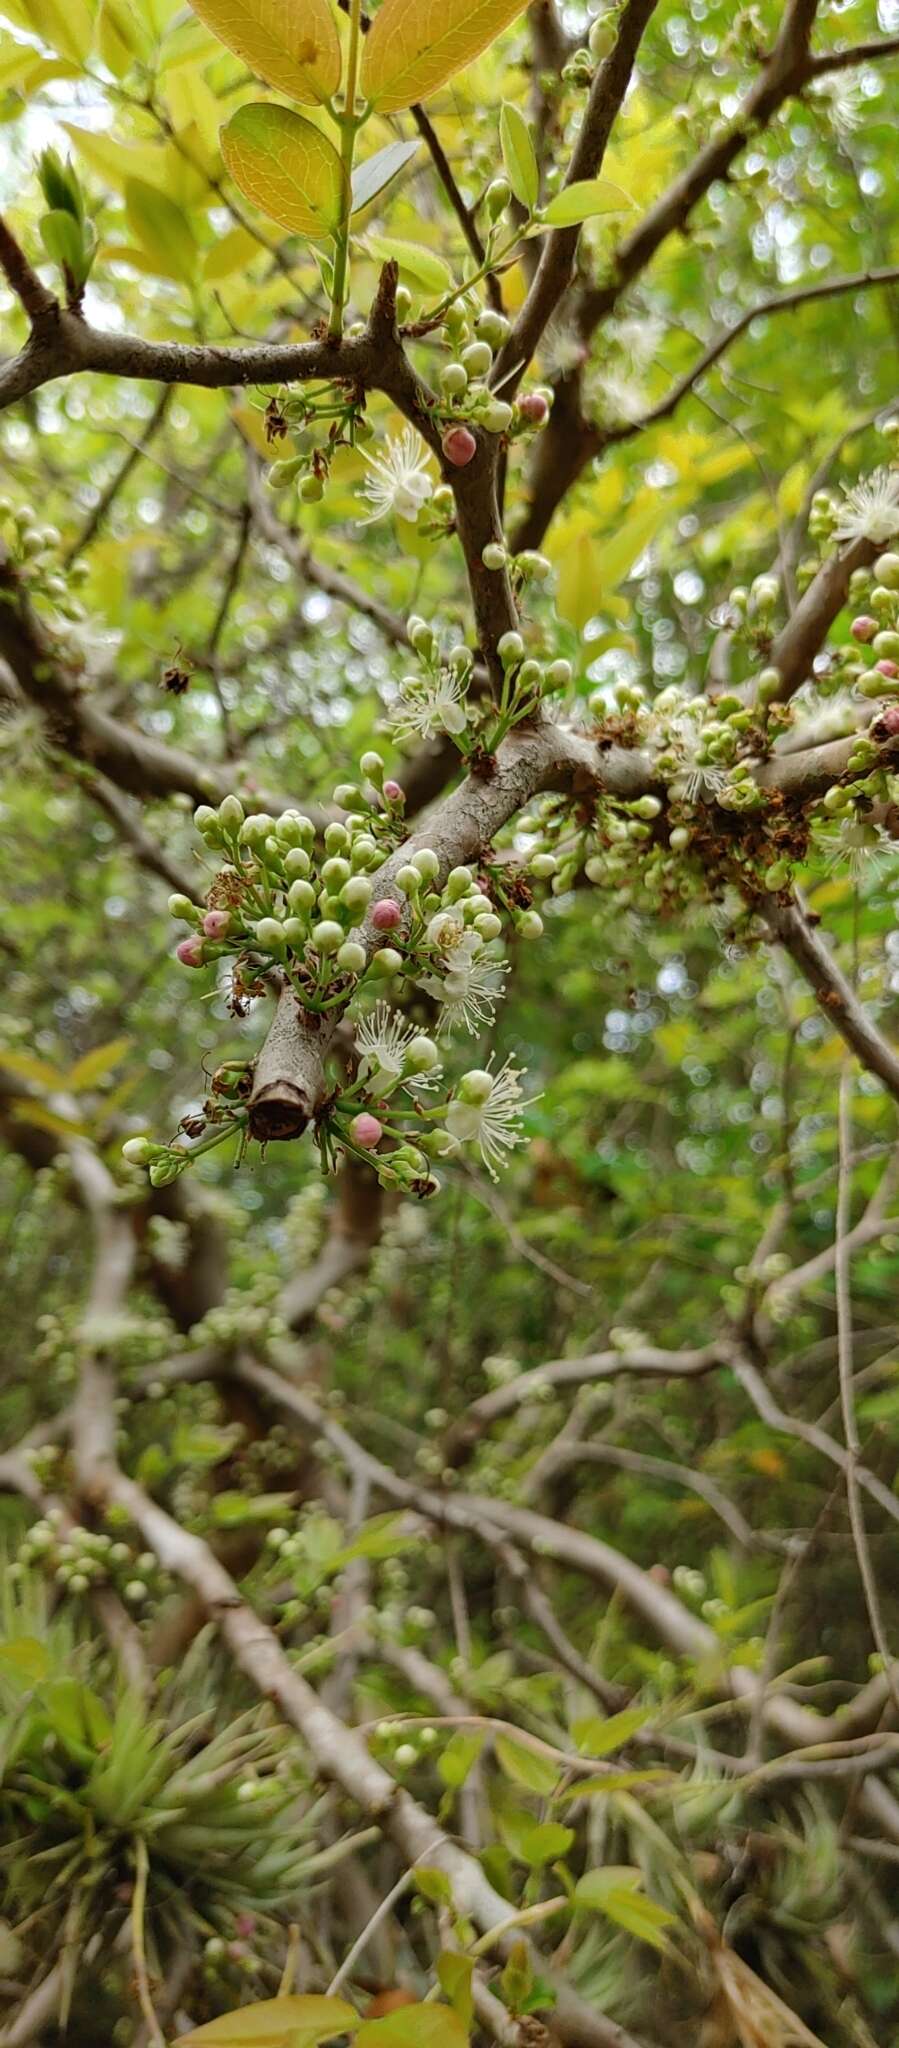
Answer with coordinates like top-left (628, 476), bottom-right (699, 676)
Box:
top-left (446, 1059), bottom-right (534, 1178)
top-left (418, 925), bottom-right (509, 1038)
top-left (834, 468), bottom-right (899, 546)
top-left (358, 428), bottom-right (434, 525)
top-left (355, 1002), bottom-right (443, 1094)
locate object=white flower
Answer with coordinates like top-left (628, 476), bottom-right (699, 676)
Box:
top-left (834, 467), bottom-right (899, 547)
top-left (416, 918), bottom-right (508, 1039)
top-left (609, 311), bottom-right (667, 373)
top-left (586, 364), bottom-right (647, 426)
top-left (354, 1002), bottom-right (442, 1094)
top-left (358, 427), bottom-right (434, 526)
top-left (819, 817), bottom-right (897, 882)
top-left (446, 1058), bottom-right (535, 1179)
top-left (812, 73), bottom-right (867, 136)
top-left (390, 666), bottom-right (468, 744)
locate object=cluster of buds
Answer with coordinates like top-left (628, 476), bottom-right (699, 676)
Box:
top-left (266, 379), bottom-right (371, 503)
top-left (434, 302), bottom-right (551, 464)
top-left (19, 1512), bottom-right (162, 1608)
top-left (847, 550), bottom-right (899, 695)
top-left (167, 777), bottom-right (409, 1011)
top-left (563, 6), bottom-right (621, 84)
top-left (0, 501), bottom-right (88, 620)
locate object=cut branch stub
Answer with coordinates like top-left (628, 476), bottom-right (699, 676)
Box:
top-left (247, 980), bottom-right (332, 1141)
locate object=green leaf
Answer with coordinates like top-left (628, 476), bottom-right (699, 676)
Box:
top-left (365, 233), bottom-right (453, 293)
top-left (39, 208), bottom-right (86, 281)
top-left (437, 1731), bottom-right (485, 1788)
top-left (221, 104), bottom-right (346, 241)
top-left (414, 1866), bottom-right (454, 1906)
top-left (494, 1735), bottom-right (559, 1794)
top-left (177, 1994), bottom-right (361, 2046)
top-left (355, 2007), bottom-right (468, 2048)
top-left (436, 1952), bottom-right (474, 2028)
top-left (500, 102), bottom-right (538, 211)
top-left (67, 1036), bottom-right (132, 1091)
top-left (337, 1513), bottom-right (417, 1564)
top-left (574, 1869), bottom-right (676, 1950)
top-left (351, 140), bottom-right (420, 214)
top-left (124, 177), bottom-right (197, 284)
top-left (500, 1939), bottom-right (532, 2015)
top-left (500, 1816), bottom-right (574, 1867)
top-left (361, 0), bottom-right (525, 111)
top-left (0, 1637), bottom-right (51, 1688)
top-left (211, 1489), bottom-right (295, 1526)
top-left (571, 1707), bottom-right (653, 1757)
top-left (0, 1049), bottom-right (68, 1091)
top-left (540, 177), bottom-right (634, 227)
top-left (186, 0), bottom-right (341, 104)
top-left (559, 1770), bottom-right (669, 1800)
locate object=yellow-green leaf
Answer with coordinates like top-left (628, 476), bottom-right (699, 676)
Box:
top-left (540, 177), bottom-right (633, 227)
top-left (9, 1101), bottom-right (86, 1140)
top-left (203, 224), bottom-right (260, 279)
top-left (355, 2007), bottom-right (468, 2048)
top-left (365, 232), bottom-right (452, 293)
top-left (25, 0), bottom-right (93, 63)
top-left (187, 0), bottom-right (340, 102)
top-left (221, 103), bottom-right (345, 241)
top-left (574, 1868), bottom-right (676, 1950)
top-left (0, 1049), bottom-right (68, 1091)
top-left (571, 1706), bottom-right (653, 1757)
top-left (560, 1769), bottom-right (669, 1799)
top-left (67, 1036), bottom-right (132, 1092)
top-left (125, 177), bottom-right (197, 284)
top-left (494, 1734), bottom-right (559, 1794)
top-left (500, 101), bottom-right (537, 212)
top-left (436, 1952), bottom-right (474, 2028)
top-left (178, 1993), bottom-right (360, 2046)
top-left (361, 0), bottom-right (525, 113)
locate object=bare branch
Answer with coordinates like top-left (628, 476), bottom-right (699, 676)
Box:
top-left (764, 892), bottom-right (899, 1103)
top-left (0, 210), bottom-right (58, 325)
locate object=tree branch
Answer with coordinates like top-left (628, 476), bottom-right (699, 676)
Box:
top-left (764, 891), bottom-right (899, 1103)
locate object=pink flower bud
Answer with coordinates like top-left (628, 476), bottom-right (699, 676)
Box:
top-left (383, 779), bottom-right (405, 803)
top-left (851, 615), bottom-right (878, 643)
top-left (876, 659), bottom-right (899, 678)
top-left (350, 1112), bottom-right (382, 1150)
top-left (442, 424), bottom-right (477, 468)
top-left (876, 705), bottom-right (899, 736)
top-left (371, 897), bottom-right (402, 930)
top-left (176, 936), bottom-right (205, 967)
top-left (517, 392), bottom-right (549, 426)
top-left (203, 909), bottom-right (231, 939)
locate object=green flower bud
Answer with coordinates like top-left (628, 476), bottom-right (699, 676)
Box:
top-left (482, 398), bottom-right (514, 434)
top-left (458, 1067), bottom-right (493, 1104)
top-left (337, 940), bottom-right (367, 974)
top-left (485, 176), bottom-right (511, 220)
top-left (476, 309), bottom-right (511, 347)
top-left (482, 541), bottom-right (508, 570)
top-left (497, 630), bottom-right (525, 666)
top-left (122, 1136), bottom-right (156, 1165)
top-left (370, 946), bottom-right (403, 975)
top-left (341, 874), bottom-right (372, 914)
top-left (299, 473), bottom-right (324, 502)
top-left (440, 361), bottom-right (469, 396)
top-left (255, 917), bottom-right (286, 950)
top-left (321, 855), bottom-right (351, 888)
top-left (407, 1033), bottom-right (440, 1073)
top-left (874, 551), bottom-right (899, 590)
top-left (193, 805), bottom-right (218, 835)
top-left (287, 878), bottom-right (316, 914)
top-left (412, 847), bottom-right (440, 881)
top-left (285, 848), bottom-right (312, 880)
top-left (462, 340), bottom-right (493, 379)
top-left (633, 794), bottom-right (662, 819)
top-left (396, 863), bottom-right (422, 893)
top-left (283, 917), bottom-right (308, 945)
top-left (311, 920), bottom-right (344, 955)
top-left (167, 893), bottom-right (197, 922)
top-left (360, 751), bottom-right (384, 784)
top-left (215, 795), bottom-right (243, 834)
top-left (518, 908), bottom-right (543, 938)
top-left (530, 852), bottom-right (557, 878)
top-left (268, 455), bottom-right (306, 488)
